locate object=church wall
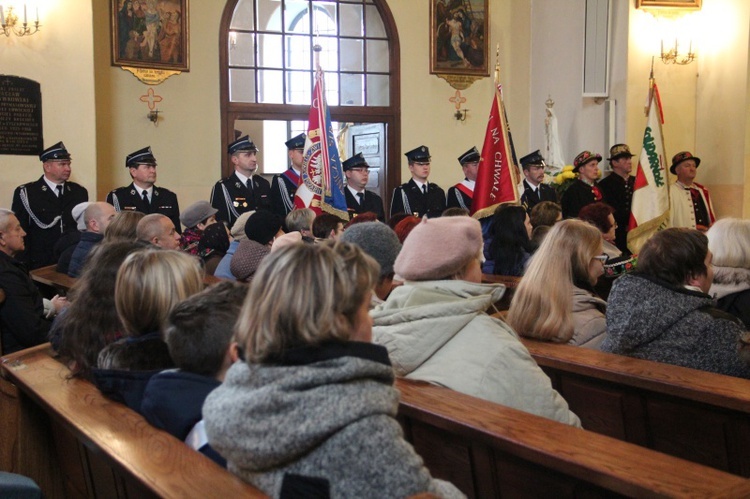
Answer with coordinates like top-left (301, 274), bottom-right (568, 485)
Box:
top-left (0, 0), bottom-right (97, 209)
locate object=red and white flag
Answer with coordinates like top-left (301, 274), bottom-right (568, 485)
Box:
top-left (471, 82), bottom-right (520, 219)
top-left (627, 82), bottom-right (669, 254)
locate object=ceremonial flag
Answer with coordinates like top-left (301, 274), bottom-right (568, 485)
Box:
top-left (627, 81), bottom-right (669, 254)
top-left (472, 81), bottom-right (521, 219)
top-left (294, 67), bottom-right (348, 219)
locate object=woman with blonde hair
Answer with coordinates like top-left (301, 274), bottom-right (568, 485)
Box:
top-left (507, 219), bottom-right (607, 348)
top-left (204, 242), bottom-right (462, 498)
top-left (707, 218), bottom-right (750, 328)
top-left (103, 210), bottom-right (145, 242)
top-left (93, 249), bottom-right (204, 409)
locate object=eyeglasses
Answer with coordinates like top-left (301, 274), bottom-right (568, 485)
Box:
top-left (592, 254), bottom-right (609, 264)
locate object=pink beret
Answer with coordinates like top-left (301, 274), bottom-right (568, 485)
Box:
top-left (394, 216), bottom-right (483, 280)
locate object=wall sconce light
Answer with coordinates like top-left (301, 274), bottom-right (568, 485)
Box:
top-left (0, 4), bottom-right (41, 37)
top-left (660, 38), bottom-right (695, 65)
top-left (454, 109), bottom-right (468, 121)
top-left (147, 110), bottom-right (161, 126)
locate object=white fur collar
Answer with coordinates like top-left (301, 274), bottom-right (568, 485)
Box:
top-left (710, 266), bottom-right (750, 299)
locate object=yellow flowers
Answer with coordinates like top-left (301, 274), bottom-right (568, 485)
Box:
top-left (553, 166), bottom-right (577, 184)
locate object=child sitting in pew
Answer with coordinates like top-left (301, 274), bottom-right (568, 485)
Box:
top-left (140, 281), bottom-right (245, 467)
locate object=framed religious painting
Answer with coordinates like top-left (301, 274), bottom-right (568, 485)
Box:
top-left (111, 0), bottom-right (190, 72)
top-left (430, 0), bottom-right (489, 89)
top-left (635, 0), bottom-right (701, 8)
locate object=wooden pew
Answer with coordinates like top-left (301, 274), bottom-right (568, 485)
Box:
top-left (520, 337), bottom-right (750, 477)
top-left (30, 264), bottom-right (225, 295)
top-left (0, 344), bottom-right (265, 498)
top-left (395, 377), bottom-right (750, 498)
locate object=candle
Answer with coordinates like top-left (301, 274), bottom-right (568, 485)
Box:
top-left (1, 6), bottom-right (5, 26)
top-left (36, 6), bottom-right (38, 24)
top-left (24, 4), bottom-right (27, 24)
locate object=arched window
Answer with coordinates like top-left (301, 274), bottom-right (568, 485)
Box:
top-left (220, 0), bottom-right (400, 208)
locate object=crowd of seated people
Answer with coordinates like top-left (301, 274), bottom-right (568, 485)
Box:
top-left (5, 183), bottom-right (750, 497)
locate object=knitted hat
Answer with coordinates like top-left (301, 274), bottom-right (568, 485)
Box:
top-left (198, 222), bottom-right (230, 256)
top-left (230, 240), bottom-right (270, 282)
top-left (180, 200), bottom-right (218, 229)
top-left (72, 202), bottom-right (91, 231)
top-left (244, 210), bottom-right (283, 246)
top-left (231, 211), bottom-right (254, 241)
top-left (394, 216), bottom-right (482, 281)
top-left (341, 222), bottom-right (402, 277)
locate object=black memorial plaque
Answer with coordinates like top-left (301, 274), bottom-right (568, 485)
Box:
top-left (0, 75), bottom-right (43, 156)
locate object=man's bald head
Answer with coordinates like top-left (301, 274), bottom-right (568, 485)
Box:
top-left (84, 202), bottom-right (117, 234)
top-left (137, 213), bottom-right (181, 249)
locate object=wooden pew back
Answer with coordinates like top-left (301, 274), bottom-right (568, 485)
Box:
top-left (521, 337), bottom-right (750, 477)
top-left (396, 377), bottom-right (750, 498)
top-left (1, 345), bottom-right (265, 498)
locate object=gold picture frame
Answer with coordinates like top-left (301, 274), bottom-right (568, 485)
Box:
top-left (430, 0), bottom-right (489, 80)
top-left (111, 0), bottom-right (189, 72)
top-left (635, 0), bottom-right (702, 9)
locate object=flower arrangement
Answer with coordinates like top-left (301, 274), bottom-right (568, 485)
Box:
top-left (551, 165), bottom-right (577, 196)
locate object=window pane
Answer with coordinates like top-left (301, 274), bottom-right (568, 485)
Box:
top-left (316, 36), bottom-right (339, 72)
top-left (258, 69), bottom-right (284, 103)
top-left (366, 74), bottom-right (389, 106)
top-left (341, 73), bottom-right (364, 106)
top-left (258, 0), bottom-right (281, 32)
top-left (258, 34), bottom-right (283, 68)
top-left (366, 39), bottom-right (388, 72)
top-left (339, 4), bottom-right (363, 37)
top-left (365, 5), bottom-right (385, 38)
top-left (340, 39), bottom-right (363, 71)
top-left (324, 71), bottom-right (339, 106)
top-left (260, 120), bottom-right (288, 174)
top-left (285, 1), bottom-right (310, 33)
top-left (231, 0), bottom-right (255, 30)
top-left (286, 35), bottom-right (311, 69)
top-left (286, 71), bottom-right (312, 104)
top-left (228, 32), bottom-right (255, 67)
top-left (230, 69), bottom-right (256, 103)
top-left (313, 2), bottom-right (337, 36)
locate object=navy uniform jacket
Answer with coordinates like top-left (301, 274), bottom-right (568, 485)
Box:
top-left (210, 172), bottom-right (271, 227)
top-left (345, 188), bottom-right (385, 221)
top-left (390, 179), bottom-right (446, 218)
top-left (520, 180), bottom-right (559, 213)
top-left (11, 176), bottom-right (89, 269)
top-left (0, 251), bottom-right (51, 354)
top-left (270, 169), bottom-right (301, 218)
top-left (107, 183), bottom-right (181, 234)
top-left (597, 173), bottom-right (635, 254)
top-left (561, 179), bottom-right (603, 219)
top-left (446, 183), bottom-right (473, 211)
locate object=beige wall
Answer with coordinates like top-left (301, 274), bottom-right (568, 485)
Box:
top-left (1, 0), bottom-right (96, 208)
top-left (4, 0), bottom-right (750, 219)
top-left (627, 0), bottom-right (750, 219)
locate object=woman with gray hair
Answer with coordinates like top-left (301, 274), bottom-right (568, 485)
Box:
top-left (707, 218), bottom-right (750, 328)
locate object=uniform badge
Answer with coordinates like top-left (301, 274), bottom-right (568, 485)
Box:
top-left (242, 202), bottom-right (248, 207)
top-left (154, 190), bottom-right (160, 196)
top-left (235, 182), bottom-right (242, 188)
top-left (41, 185), bottom-right (48, 191)
top-left (130, 189), bottom-right (136, 195)
top-left (233, 201), bottom-right (239, 207)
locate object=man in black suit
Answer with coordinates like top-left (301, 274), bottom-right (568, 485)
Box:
top-left (518, 150), bottom-right (558, 213)
top-left (270, 133), bottom-right (306, 218)
top-left (210, 135), bottom-right (271, 227)
top-left (107, 146), bottom-right (181, 234)
top-left (343, 153), bottom-right (385, 221)
top-left (390, 145), bottom-right (446, 218)
top-left (446, 146), bottom-right (480, 212)
top-left (598, 144), bottom-right (635, 254)
top-left (11, 141), bottom-right (89, 269)
top-left (561, 150), bottom-right (604, 219)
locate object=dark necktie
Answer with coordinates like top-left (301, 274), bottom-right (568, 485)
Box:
top-left (356, 192), bottom-right (364, 205)
top-left (246, 179), bottom-right (253, 195)
top-left (142, 190), bottom-right (149, 205)
top-left (56, 185), bottom-right (63, 198)
top-left (422, 184), bottom-right (427, 195)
